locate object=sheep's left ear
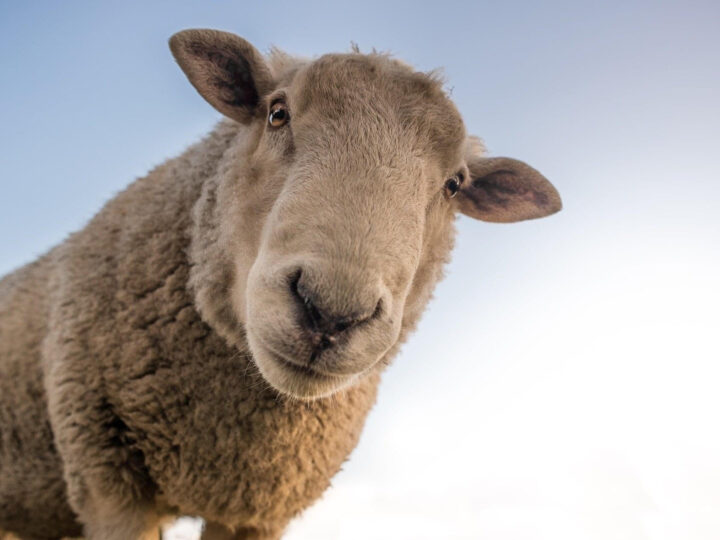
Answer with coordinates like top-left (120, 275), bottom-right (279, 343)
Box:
top-left (169, 29), bottom-right (274, 124)
top-left (456, 154), bottom-right (562, 223)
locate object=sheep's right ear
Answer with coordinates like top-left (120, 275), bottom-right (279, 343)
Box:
top-left (169, 29), bottom-right (275, 124)
top-left (457, 137), bottom-right (562, 223)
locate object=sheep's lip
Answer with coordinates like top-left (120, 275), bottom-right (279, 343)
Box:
top-left (256, 334), bottom-right (345, 380)
top-left (275, 355), bottom-right (337, 380)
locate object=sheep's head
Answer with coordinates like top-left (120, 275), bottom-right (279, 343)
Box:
top-left (171, 30), bottom-right (561, 400)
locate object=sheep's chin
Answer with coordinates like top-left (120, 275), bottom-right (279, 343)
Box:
top-left (247, 335), bottom-right (358, 401)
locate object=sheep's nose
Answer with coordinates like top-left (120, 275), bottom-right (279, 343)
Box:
top-left (289, 270), bottom-right (381, 344)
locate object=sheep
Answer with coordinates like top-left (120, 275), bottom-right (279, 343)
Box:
top-left (0, 29), bottom-right (561, 540)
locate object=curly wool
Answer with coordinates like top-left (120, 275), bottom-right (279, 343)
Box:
top-left (0, 117), bottom-right (451, 538)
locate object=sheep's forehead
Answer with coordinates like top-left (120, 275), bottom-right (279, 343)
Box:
top-left (291, 53), bottom-right (466, 169)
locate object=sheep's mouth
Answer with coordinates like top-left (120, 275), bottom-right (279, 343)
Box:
top-left (255, 345), bottom-right (357, 399)
top-left (255, 332), bottom-right (350, 381)
top-left (245, 296), bottom-right (386, 398)
top-left (255, 325), bottom-right (356, 373)
top-left (275, 356), bottom-right (334, 380)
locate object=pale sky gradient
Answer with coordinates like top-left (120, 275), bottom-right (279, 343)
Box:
top-left (1, 1), bottom-right (719, 539)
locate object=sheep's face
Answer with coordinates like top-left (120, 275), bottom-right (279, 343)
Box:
top-left (172, 30), bottom-right (562, 399)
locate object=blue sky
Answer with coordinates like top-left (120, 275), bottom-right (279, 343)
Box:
top-left (1, 1), bottom-right (719, 538)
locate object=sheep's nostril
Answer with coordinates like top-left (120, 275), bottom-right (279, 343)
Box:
top-left (290, 270), bottom-right (326, 331)
top-left (371, 297), bottom-right (383, 321)
top-left (333, 319), bottom-right (352, 333)
top-left (288, 269), bottom-right (381, 342)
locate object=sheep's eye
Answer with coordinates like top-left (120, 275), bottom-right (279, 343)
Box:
top-left (268, 102), bottom-right (289, 128)
top-left (444, 173), bottom-right (463, 198)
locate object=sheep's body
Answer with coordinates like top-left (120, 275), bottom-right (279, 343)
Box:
top-left (0, 123), bottom-right (383, 539)
top-left (0, 254), bottom-right (83, 538)
top-left (0, 29), bottom-right (561, 539)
